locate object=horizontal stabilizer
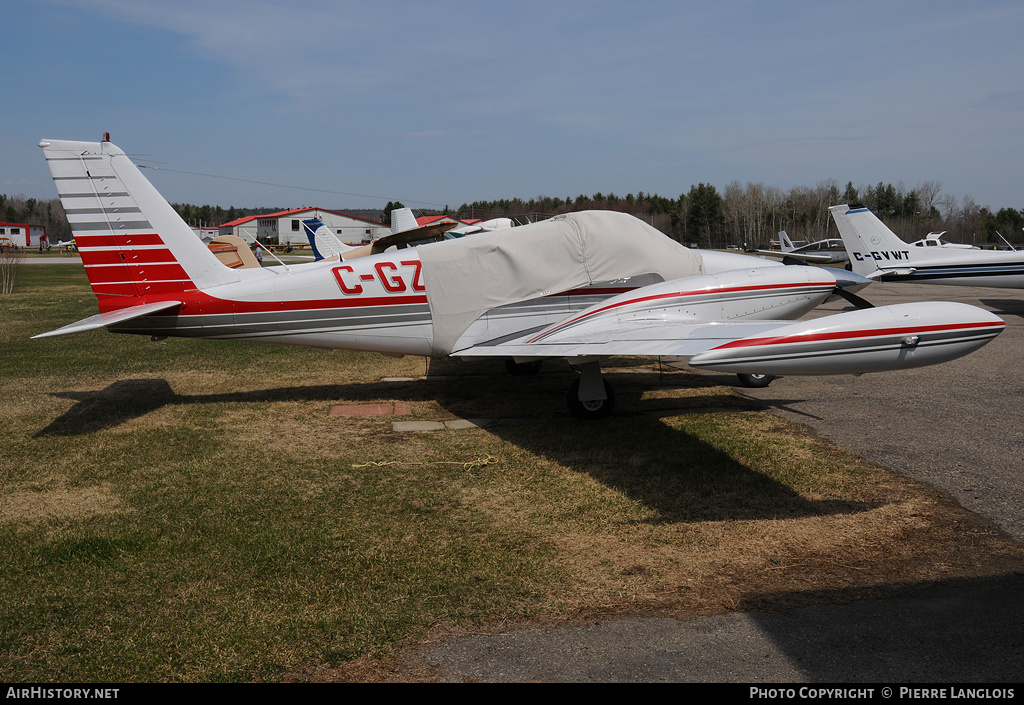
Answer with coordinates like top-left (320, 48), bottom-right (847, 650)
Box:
top-left (755, 249), bottom-right (832, 264)
top-left (782, 252), bottom-right (833, 264)
top-left (31, 300), bottom-right (182, 339)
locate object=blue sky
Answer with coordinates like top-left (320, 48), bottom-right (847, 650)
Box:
top-left (3, 0), bottom-right (1023, 211)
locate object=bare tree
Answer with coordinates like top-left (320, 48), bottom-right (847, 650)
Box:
top-left (1, 245), bottom-right (25, 294)
top-left (939, 193), bottom-right (959, 223)
top-left (916, 180), bottom-right (943, 216)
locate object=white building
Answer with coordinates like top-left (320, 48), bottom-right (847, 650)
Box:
top-left (0, 222), bottom-right (47, 249)
top-left (218, 208), bottom-right (389, 247)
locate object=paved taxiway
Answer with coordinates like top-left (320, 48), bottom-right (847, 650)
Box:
top-left (424, 281), bottom-right (1024, 682)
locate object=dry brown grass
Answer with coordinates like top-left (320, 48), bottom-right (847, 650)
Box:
top-left (0, 480), bottom-right (123, 525)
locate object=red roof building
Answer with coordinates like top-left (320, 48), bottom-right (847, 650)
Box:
top-left (218, 208), bottom-right (389, 245)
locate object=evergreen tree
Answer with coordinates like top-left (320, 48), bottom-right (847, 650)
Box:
top-left (686, 183), bottom-right (724, 246)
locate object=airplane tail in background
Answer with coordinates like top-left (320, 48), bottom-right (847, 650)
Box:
top-left (390, 207), bottom-right (418, 234)
top-left (778, 231), bottom-right (795, 252)
top-left (829, 204), bottom-right (913, 278)
top-left (302, 217), bottom-right (356, 261)
top-left (38, 138), bottom-right (240, 312)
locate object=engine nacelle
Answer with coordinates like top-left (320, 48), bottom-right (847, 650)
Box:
top-left (687, 302), bottom-right (1004, 375)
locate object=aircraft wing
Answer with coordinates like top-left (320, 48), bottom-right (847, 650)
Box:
top-left (868, 267), bottom-right (917, 279)
top-left (369, 222), bottom-right (457, 253)
top-left (31, 300), bottom-right (182, 339)
top-left (456, 320), bottom-right (791, 359)
top-left (755, 249), bottom-right (834, 264)
top-left (454, 268), bottom-right (1005, 376)
top-left (456, 303), bottom-right (1004, 375)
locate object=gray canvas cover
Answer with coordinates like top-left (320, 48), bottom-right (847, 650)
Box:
top-left (418, 210), bottom-right (704, 355)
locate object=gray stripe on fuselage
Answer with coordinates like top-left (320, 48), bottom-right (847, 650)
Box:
top-left (107, 289), bottom-right (635, 342)
top-left (109, 302), bottom-right (433, 338)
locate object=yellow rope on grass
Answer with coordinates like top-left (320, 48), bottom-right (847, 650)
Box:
top-left (352, 454), bottom-right (498, 471)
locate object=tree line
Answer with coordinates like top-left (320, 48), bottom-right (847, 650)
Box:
top-left (449, 180), bottom-right (1024, 248)
top-left (4, 179), bottom-right (1022, 248)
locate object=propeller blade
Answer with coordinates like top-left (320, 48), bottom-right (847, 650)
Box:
top-left (833, 287), bottom-right (874, 309)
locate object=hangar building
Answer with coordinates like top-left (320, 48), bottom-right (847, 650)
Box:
top-left (218, 208), bottom-right (389, 246)
top-left (0, 222), bottom-right (47, 249)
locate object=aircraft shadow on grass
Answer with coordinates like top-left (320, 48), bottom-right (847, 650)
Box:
top-left (36, 367), bottom-right (879, 524)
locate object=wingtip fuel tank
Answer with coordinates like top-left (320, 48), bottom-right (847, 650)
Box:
top-left (688, 302), bottom-right (1005, 376)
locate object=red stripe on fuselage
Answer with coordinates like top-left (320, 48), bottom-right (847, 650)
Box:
top-left (119, 290), bottom-right (431, 317)
top-left (711, 320), bottom-right (1005, 350)
top-left (201, 293), bottom-right (429, 315)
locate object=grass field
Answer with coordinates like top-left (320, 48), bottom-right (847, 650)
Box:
top-left (2, 265), bottom-right (1022, 682)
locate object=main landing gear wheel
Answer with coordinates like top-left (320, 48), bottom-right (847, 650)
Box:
top-left (566, 378), bottom-right (615, 420)
top-left (736, 373), bottom-right (776, 388)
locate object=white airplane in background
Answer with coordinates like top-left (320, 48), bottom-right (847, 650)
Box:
top-left (302, 207), bottom-right (460, 262)
top-left (909, 231), bottom-right (978, 250)
top-left (302, 217), bottom-right (356, 261)
top-left (448, 217), bottom-right (514, 236)
top-left (830, 203), bottom-right (1024, 289)
top-left (33, 138), bottom-right (1005, 418)
top-left (756, 231), bottom-right (849, 264)
top-left (392, 208), bottom-right (515, 238)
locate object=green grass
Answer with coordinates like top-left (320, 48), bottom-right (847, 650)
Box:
top-left (2, 265), bottom-right (1021, 681)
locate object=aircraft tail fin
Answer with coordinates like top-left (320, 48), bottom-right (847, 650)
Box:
top-left (778, 230), bottom-right (795, 252)
top-left (302, 217), bottom-right (356, 261)
top-left (38, 137), bottom-right (240, 313)
top-left (390, 207), bottom-right (418, 234)
top-left (829, 204), bottom-right (913, 278)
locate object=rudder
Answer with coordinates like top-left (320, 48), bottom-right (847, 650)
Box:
top-left (829, 204), bottom-right (911, 278)
top-left (39, 138), bottom-right (235, 311)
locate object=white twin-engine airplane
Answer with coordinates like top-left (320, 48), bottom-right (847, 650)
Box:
top-left (34, 138), bottom-right (1005, 419)
top-left (830, 203), bottom-right (1024, 289)
top-left (756, 230), bottom-right (849, 265)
